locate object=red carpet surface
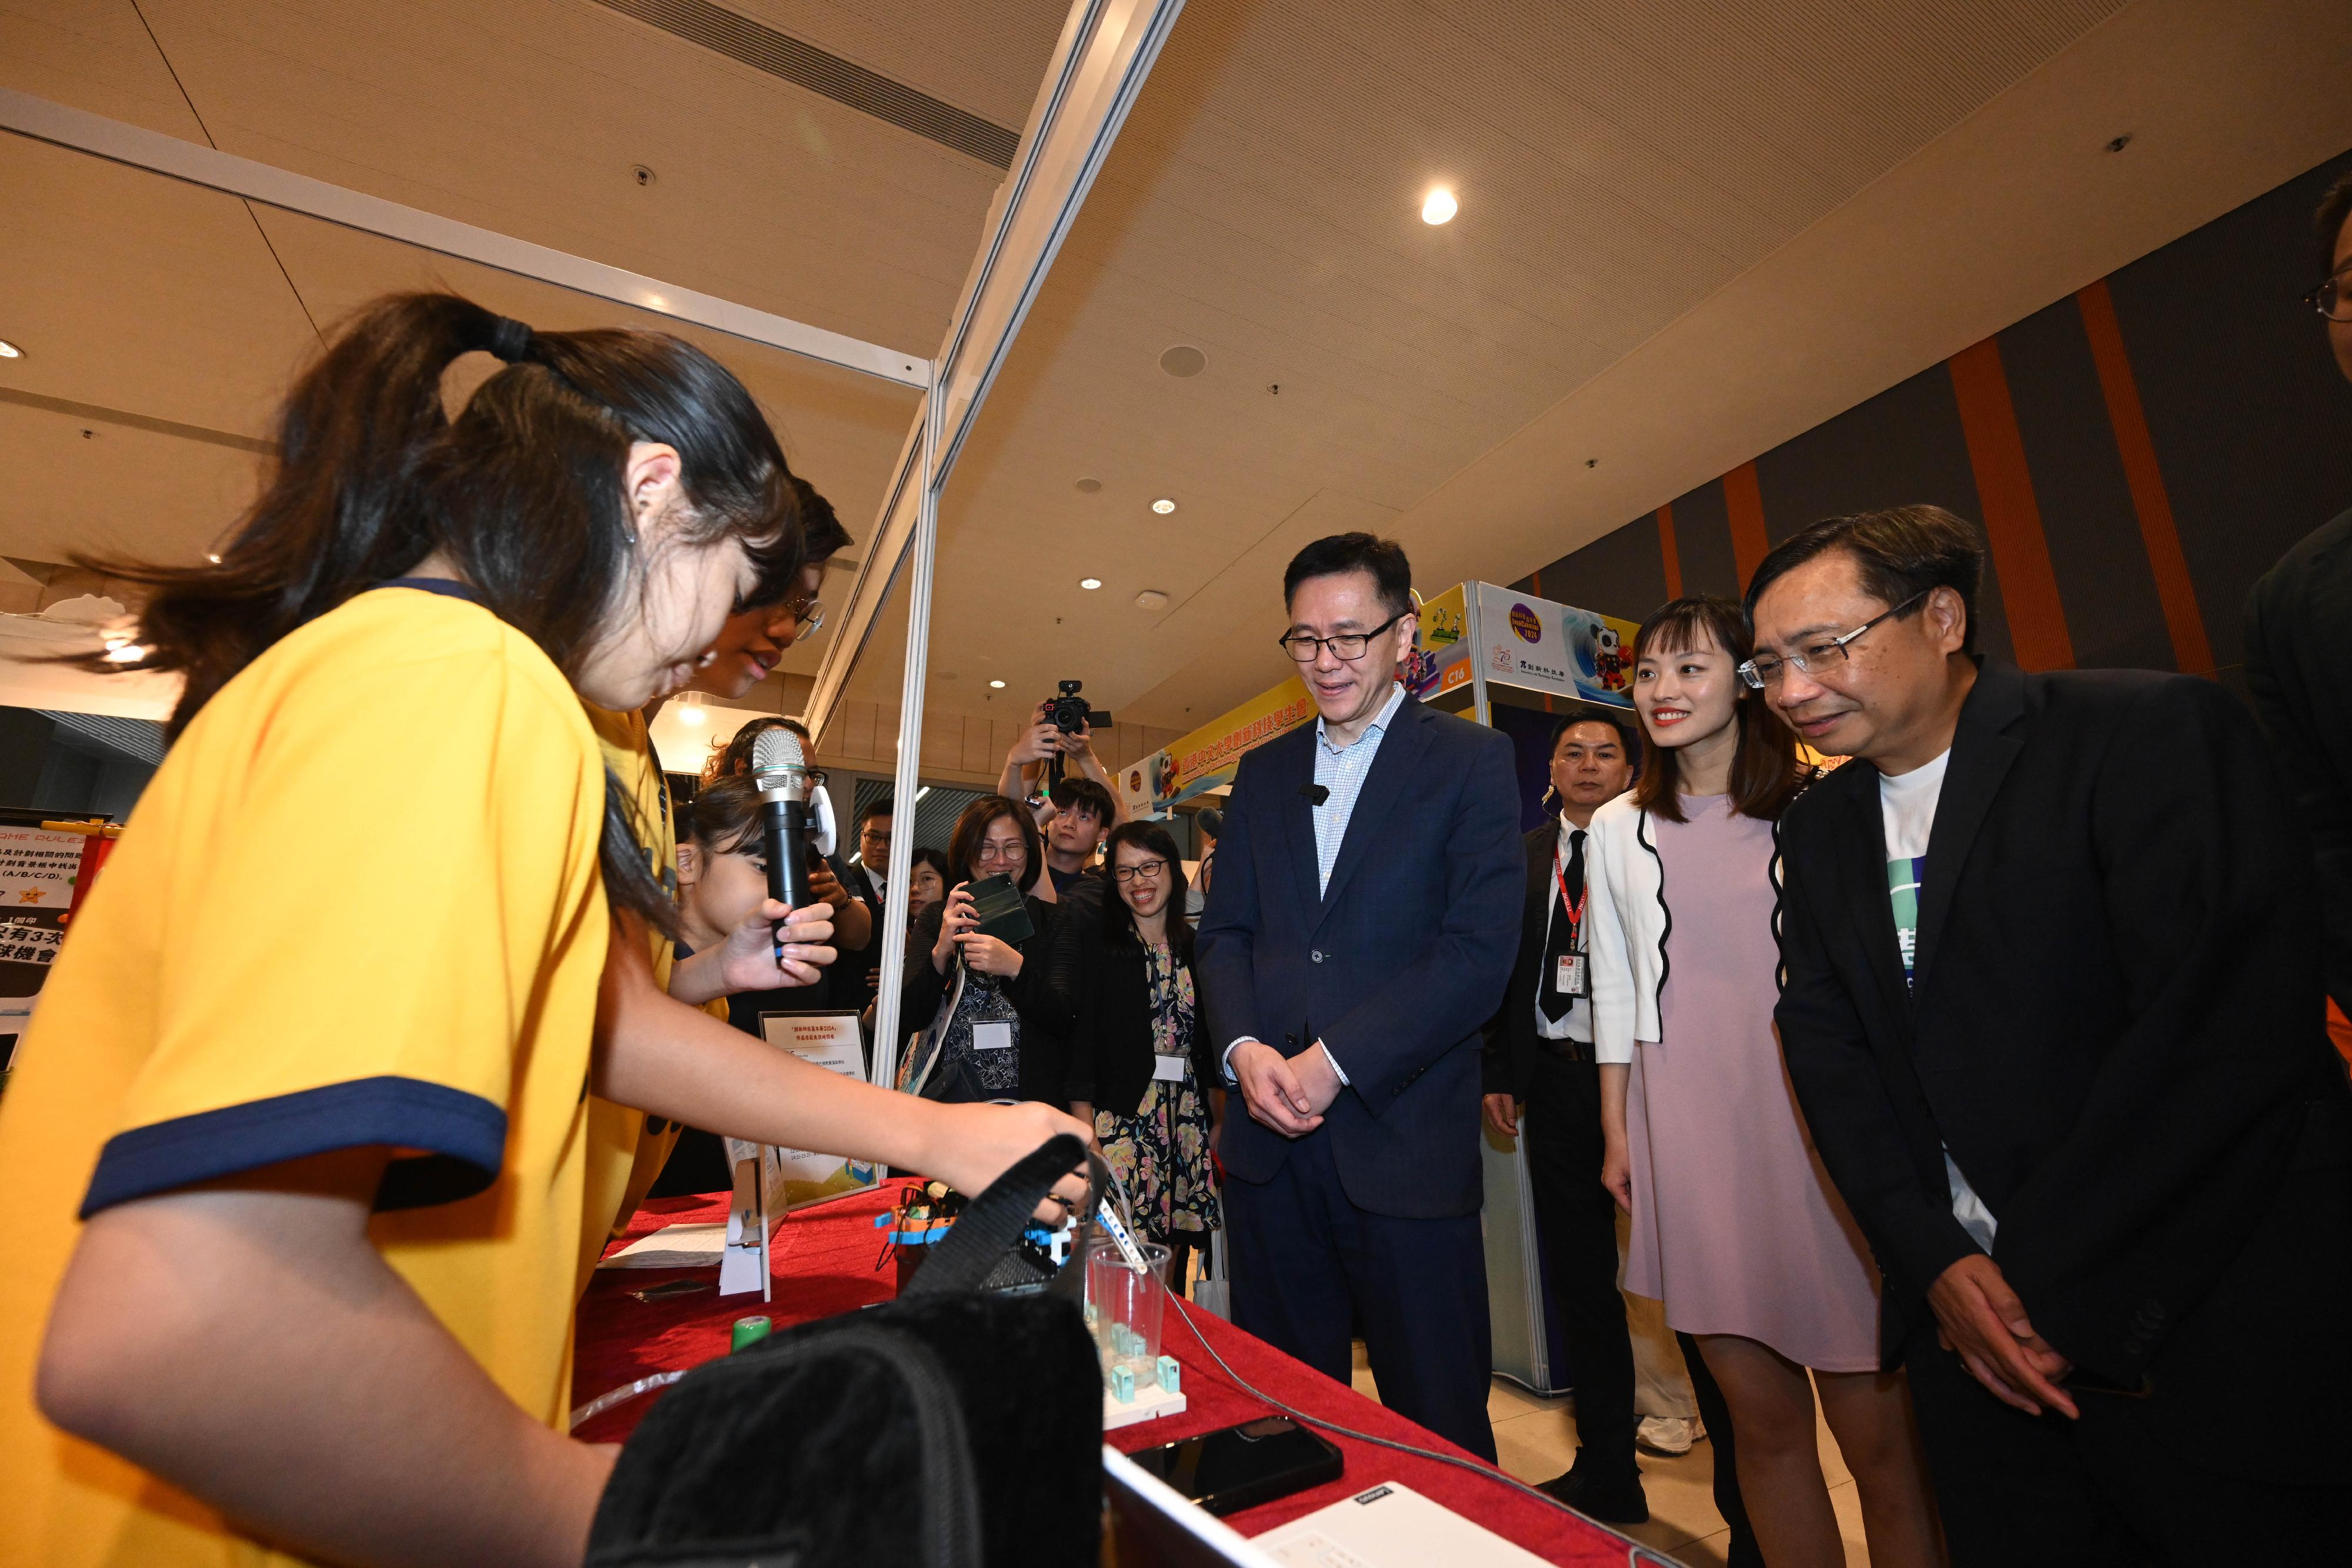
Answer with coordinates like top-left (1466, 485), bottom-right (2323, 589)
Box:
top-left (574, 1185), bottom-right (1641, 1565)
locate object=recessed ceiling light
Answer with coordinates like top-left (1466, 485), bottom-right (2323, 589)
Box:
top-left (1159, 345), bottom-right (1207, 377)
top-left (1421, 188), bottom-right (1458, 225)
top-left (1151, 497), bottom-right (1176, 515)
top-left (1135, 590), bottom-right (1169, 611)
top-left (206, 553), bottom-right (222, 564)
top-left (988, 679), bottom-right (1006, 689)
top-left (0, 339), bottom-right (22, 359)
top-left (1079, 577), bottom-right (1103, 590)
top-left (1075, 477), bottom-right (1103, 493)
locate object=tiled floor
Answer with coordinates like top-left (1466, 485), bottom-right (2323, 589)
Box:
top-left (1348, 1345), bottom-right (1870, 1567)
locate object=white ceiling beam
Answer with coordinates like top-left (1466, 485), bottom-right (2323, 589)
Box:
top-left (797, 0), bottom-right (1185, 743)
top-left (0, 88), bottom-right (930, 389)
top-left (843, 0), bottom-right (1187, 1088)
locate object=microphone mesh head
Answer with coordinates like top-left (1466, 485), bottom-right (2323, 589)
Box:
top-left (751, 726), bottom-right (806, 780)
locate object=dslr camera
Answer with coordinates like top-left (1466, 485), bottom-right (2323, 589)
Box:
top-left (1044, 678), bottom-right (1112, 735)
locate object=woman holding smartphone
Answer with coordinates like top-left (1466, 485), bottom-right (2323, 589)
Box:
top-left (901, 794), bottom-right (1072, 1107)
top-left (0, 293), bottom-right (1084, 1568)
top-left (1584, 597), bottom-right (1942, 1568)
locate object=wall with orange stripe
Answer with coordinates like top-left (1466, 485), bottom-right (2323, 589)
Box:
top-left (1515, 149), bottom-right (2352, 696)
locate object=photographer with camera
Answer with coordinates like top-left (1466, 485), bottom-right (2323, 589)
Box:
top-left (999, 681), bottom-right (1124, 845)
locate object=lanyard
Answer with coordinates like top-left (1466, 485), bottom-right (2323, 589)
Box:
top-left (1552, 833), bottom-right (1585, 940)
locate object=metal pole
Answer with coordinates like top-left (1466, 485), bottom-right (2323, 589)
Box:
top-left (0, 88), bottom-right (929, 388)
top-left (867, 383), bottom-right (943, 1090)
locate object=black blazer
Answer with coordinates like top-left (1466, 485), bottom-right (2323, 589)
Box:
top-left (1775, 658), bottom-right (2352, 1475)
top-left (2245, 506), bottom-right (2352, 1021)
top-left (1481, 823), bottom-right (1577, 1098)
top-left (1197, 696), bottom-right (1522, 1219)
top-left (902, 893), bottom-right (1070, 1107)
top-left (1048, 910), bottom-right (1215, 1117)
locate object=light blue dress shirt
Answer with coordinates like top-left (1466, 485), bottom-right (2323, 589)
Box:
top-left (1225, 683), bottom-right (1410, 1086)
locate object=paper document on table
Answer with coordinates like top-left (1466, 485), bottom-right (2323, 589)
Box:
top-left (597, 1222), bottom-right (729, 1269)
top-left (1256, 1482), bottom-right (1552, 1566)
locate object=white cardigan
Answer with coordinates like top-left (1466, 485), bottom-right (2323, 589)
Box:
top-left (1582, 791), bottom-right (1783, 1065)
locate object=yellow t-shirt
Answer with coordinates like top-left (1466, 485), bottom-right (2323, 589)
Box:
top-left (578, 705), bottom-right (727, 1269)
top-left (580, 704), bottom-right (681, 1272)
top-left (0, 585), bottom-right (609, 1568)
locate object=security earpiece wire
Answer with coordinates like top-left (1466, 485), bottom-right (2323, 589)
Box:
top-left (1158, 1283), bottom-right (1634, 1539)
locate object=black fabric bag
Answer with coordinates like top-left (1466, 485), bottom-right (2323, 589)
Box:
top-left (585, 1135), bottom-right (1105, 1568)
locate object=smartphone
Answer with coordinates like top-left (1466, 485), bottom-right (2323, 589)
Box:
top-left (965, 872), bottom-right (1035, 945)
top-left (1126, 1415), bottom-right (1344, 1516)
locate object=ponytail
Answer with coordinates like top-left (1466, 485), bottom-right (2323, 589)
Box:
top-left (80, 291), bottom-right (807, 930)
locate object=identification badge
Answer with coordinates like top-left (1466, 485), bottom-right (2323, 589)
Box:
top-left (1554, 954), bottom-right (1588, 998)
top-left (1152, 1053), bottom-right (1187, 1082)
top-left (972, 1021), bottom-right (1014, 1052)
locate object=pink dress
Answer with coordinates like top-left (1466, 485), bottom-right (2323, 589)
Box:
top-left (1621, 795), bottom-right (1880, 1371)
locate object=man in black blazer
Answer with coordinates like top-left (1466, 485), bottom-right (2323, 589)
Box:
top-left (2244, 170), bottom-right (2352, 1038)
top-left (1198, 533), bottom-right (1522, 1460)
top-left (1752, 506), bottom-right (2352, 1564)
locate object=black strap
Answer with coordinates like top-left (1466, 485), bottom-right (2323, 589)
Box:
top-left (901, 1134), bottom-right (1099, 1300)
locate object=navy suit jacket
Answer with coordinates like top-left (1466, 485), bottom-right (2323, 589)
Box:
top-left (1197, 696), bottom-right (1522, 1218)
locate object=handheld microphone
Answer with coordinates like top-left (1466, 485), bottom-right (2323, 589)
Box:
top-left (750, 727), bottom-right (816, 915)
top-left (1299, 783), bottom-right (1330, 807)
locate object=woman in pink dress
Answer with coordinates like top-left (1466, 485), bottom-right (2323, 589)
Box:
top-left (1585, 597), bottom-right (1943, 1568)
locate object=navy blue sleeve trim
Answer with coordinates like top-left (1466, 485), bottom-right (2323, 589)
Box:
top-left (80, 1076), bottom-right (509, 1219)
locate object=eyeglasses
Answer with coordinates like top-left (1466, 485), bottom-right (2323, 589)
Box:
top-left (1111, 857), bottom-right (1169, 884)
top-left (859, 825), bottom-right (891, 845)
top-left (1738, 591), bottom-right (1927, 689)
top-left (974, 841), bottom-right (1025, 865)
top-left (1277, 612), bottom-right (1406, 663)
top-left (781, 597), bottom-right (824, 633)
top-left (2306, 265), bottom-right (2352, 323)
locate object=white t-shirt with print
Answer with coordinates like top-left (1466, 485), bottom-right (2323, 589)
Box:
top-left (1879, 748), bottom-right (1999, 1252)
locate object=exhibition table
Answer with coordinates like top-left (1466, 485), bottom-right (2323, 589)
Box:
top-left (574, 1185), bottom-right (1647, 1566)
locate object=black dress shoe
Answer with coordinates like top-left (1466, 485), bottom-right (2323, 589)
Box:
top-left (1536, 1465), bottom-right (1649, 1524)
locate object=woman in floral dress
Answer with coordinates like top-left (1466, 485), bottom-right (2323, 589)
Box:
top-left (1055, 821), bottom-right (1222, 1288)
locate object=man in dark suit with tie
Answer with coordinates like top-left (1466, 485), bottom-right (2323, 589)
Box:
top-left (1198, 533), bottom-right (1522, 1460)
top-left (1752, 506), bottom-right (2352, 1563)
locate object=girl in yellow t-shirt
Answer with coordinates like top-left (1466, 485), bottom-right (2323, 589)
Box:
top-left (0, 292), bottom-right (1086, 1568)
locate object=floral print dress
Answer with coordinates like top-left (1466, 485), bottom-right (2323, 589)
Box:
top-left (1093, 942), bottom-right (1220, 1244)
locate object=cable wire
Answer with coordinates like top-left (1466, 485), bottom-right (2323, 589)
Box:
top-left (1160, 1286), bottom-right (1639, 1536)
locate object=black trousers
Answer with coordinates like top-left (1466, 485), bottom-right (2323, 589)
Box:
top-left (1521, 1049), bottom-right (1638, 1480)
top-left (1901, 1313), bottom-right (2352, 1566)
top-left (1225, 1125), bottom-right (1497, 1461)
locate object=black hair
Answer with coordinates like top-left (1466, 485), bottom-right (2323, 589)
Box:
top-left (1743, 504), bottom-right (1985, 657)
top-left (858, 795), bottom-right (897, 827)
top-left (1629, 598), bottom-right (1802, 825)
top-left (2317, 169), bottom-right (2352, 279)
top-left (1282, 532), bottom-right (1414, 621)
top-left (1048, 775), bottom-right (1116, 828)
top-left (790, 474), bottom-right (854, 581)
top-left (947, 794), bottom-right (1047, 896)
top-left (1550, 710), bottom-right (1641, 770)
top-left (81, 291), bottom-right (801, 932)
top-left (908, 845), bottom-right (951, 887)
top-left (706, 715), bottom-right (811, 784)
top-left (1100, 820), bottom-right (1194, 962)
top-left (679, 773), bottom-right (766, 859)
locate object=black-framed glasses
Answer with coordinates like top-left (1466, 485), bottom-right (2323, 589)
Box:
top-left (2305, 263), bottom-right (2352, 323)
top-left (1738, 591), bottom-right (1927, 688)
top-left (1277, 612), bottom-right (1406, 664)
top-left (1111, 857), bottom-right (1170, 884)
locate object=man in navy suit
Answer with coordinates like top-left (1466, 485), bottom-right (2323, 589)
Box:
top-left (1197, 533), bottom-right (1523, 1460)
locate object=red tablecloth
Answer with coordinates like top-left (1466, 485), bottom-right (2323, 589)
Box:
top-left (575, 1187), bottom-right (1641, 1566)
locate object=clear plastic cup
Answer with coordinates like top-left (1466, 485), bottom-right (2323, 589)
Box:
top-left (1085, 1236), bottom-right (1170, 1389)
